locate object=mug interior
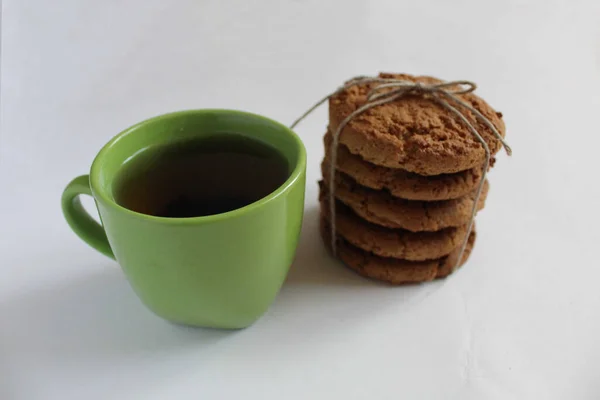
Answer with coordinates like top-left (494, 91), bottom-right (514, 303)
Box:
top-left (90, 109), bottom-right (306, 218)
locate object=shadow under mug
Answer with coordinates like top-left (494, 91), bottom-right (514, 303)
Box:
top-left (61, 110), bottom-right (306, 329)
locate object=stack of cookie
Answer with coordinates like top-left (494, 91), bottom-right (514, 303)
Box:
top-left (319, 73), bottom-right (506, 284)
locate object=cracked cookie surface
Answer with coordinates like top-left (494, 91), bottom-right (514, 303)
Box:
top-left (329, 72), bottom-right (506, 175)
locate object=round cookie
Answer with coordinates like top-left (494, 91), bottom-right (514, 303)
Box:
top-left (319, 170), bottom-right (489, 232)
top-left (319, 189), bottom-right (469, 261)
top-left (323, 131), bottom-right (485, 201)
top-left (320, 217), bottom-right (476, 284)
top-left (329, 72), bottom-right (506, 175)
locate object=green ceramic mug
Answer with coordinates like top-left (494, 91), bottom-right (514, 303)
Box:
top-left (61, 110), bottom-right (306, 329)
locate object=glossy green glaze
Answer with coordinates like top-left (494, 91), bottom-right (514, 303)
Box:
top-left (61, 110), bottom-right (306, 328)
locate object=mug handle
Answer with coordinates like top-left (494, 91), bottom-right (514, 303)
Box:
top-left (61, 175), bottom-right (115, 259)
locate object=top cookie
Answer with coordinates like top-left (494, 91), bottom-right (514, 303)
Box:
top-left (329, 72), bottom-right (506, 175)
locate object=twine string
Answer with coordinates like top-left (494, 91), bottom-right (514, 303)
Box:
top-left (291, 76), bottom-right (511, 271)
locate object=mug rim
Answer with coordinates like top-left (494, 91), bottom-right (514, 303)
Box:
top-left (89, 109), bottom-right (306, 224)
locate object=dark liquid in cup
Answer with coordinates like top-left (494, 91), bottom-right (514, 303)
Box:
top-left (113, 133), bottom-right (289, 218)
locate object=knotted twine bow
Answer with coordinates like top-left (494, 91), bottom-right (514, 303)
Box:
top-left (290, 76), bottom-right (512, 271)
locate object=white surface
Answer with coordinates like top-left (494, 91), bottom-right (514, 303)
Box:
top-left (1, 0), bottom-right (600, 398)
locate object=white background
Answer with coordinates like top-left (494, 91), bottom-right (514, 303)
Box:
top-left (1, 0), bottom-right (599, 399)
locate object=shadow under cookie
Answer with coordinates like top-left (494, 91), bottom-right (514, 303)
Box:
top-left (320, 217), bottom-right (477, 285)
top-left (318, 188), bottom-right (470, 261)
top-left (319, 171), bottom-right (489, 232)
top-left (323, 131), bottom-right (486, 201)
